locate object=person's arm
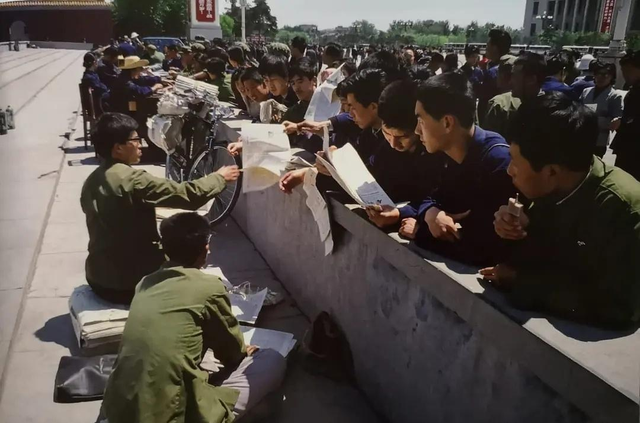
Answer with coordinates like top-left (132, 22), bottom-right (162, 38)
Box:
top-left (508, 210), bottom-right (640, 328)
top-left (131, 168), bottom-right (228, 209)
top-left (482, 99), bottom-right (503, 134)
top-left (202, 293), bottom-right (247, 366)
top-left (135, 75), bottom-right (162, 86)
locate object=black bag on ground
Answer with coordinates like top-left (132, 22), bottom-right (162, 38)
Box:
top-left (301, 311), bottom-right (355, 383)
top-left (54, 354), bottom-right (116, 403)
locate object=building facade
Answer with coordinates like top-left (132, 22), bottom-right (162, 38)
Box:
top-left (0, 0), bottom-right (113, 45)
top-left (523, 0), bottom-right (640, 40)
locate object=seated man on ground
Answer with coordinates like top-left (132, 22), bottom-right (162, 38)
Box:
top-left (398, 72), bottom-right (517, 266)
top-left (81, 113), bottom-right (240, 304)
top-left (481, 93), bottom-right (640, 328)
top-left (101, 212), bottom-right (286, 423)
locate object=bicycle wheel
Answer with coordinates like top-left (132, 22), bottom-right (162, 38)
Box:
top-left (164, 154), bottom-right (184, 182)
top-left (188, 146), bottom-right (242, 226)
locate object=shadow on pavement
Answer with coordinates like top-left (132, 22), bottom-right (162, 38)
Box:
top-left (35, 314), bottom-right (80, 354)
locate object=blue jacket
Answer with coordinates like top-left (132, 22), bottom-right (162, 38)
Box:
top-left (97, 61), bottom-right (120, 90)
top-left (400, 126), bottom-right (517, 266)
top-left (82, 70), bottom-right (109, 99)
top-left (118, 42), bottom-right (137, 58)
top-left (108, 73), bottom-right (160, 115)
top-left (162, 57), bottom-right (183, 72)
top-left (570, 75), bottom-right (595, 100)
top-left (327, 113), bottom-right (446, 204)
top-left (542, 77), bottom-right (575, 100)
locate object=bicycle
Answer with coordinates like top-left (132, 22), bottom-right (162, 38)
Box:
top-left (148, 89), bottom-right (242, 226)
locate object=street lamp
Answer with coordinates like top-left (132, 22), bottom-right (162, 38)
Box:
top-left (240, 0), bottom-right (247, 42)
top-left (536, 11), bottom-right (555, 31)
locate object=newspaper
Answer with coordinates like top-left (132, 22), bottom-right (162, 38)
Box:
top-left (302, 168), bottom-right (334, 255)
top-left (228, 288), bottom-right (268, 325)
top-left (304, 64), bottom-right (346, 122)
top-left (241, 326), bottom-right (297, 358)
top-left (316, 128), bottom-right (394, 209)
top-left (241, 123), bottom-right (292, 193)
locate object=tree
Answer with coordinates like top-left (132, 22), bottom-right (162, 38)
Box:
top-left (220, 14), bottom-right (235, 39)
top-left (275, 30), bottom-right (308, 45)
top-left (112, 0), bottom-right (186, 36)
top-left (247, 0), bottom-right (278, 37)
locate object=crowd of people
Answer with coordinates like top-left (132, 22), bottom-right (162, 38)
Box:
top-left (80, 30), bottom-right (640, 423)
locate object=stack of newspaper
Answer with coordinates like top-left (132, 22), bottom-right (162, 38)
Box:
top-left (174, 75), bottom-right (219, 99)
top-left (69, 285), bottom-right (129, 352)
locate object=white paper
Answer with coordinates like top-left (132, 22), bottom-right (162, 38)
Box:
top-left (241, 124), bottom-right (292, 193)
top-left (229, 288), bottom-right (268, 325)
top-left (328, 143), bottom-right (395, 208)
top-left (304, 64), bottom-right (346, 122)
top-left (303, 169), bottom-right (333, 243)
top-left (241, 326), bottom-right (296, 357)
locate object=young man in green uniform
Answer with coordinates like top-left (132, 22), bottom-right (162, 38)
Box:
top-left (101, 212), bottom-right (286, 423)
top-left (481, 93), bottom-right (640, 328)
top-left (81, 113), bottom-right (240, 304)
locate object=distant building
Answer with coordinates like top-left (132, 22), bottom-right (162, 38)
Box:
top-left (0, 0), bottom-right (113, 45)
top-left (523, 0), bottom-right (640, 40)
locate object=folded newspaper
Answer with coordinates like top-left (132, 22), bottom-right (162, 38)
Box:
top-left (315, 128), bottom-right (395, 209)
top-left (241, 123), bottom-right (292, 193)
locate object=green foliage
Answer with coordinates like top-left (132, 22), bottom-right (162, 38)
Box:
top-left (627, 32), bottom-right (640, 50)
top-left (538, 29), bottom-right (611, 50)
top-left (112, 0), bottom-right (187, 36)
top-left (220, 14), bottom-right (235, 38)
top-left (275, 30), bottom-right (308, 45)
top-left (225, 0), bottom-right (278, 39)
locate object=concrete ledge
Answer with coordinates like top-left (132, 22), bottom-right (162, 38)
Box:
top-left (220, 118), bottom-right (640, 423)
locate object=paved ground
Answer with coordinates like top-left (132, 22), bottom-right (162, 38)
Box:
top-left (0, 49), bottom-right (379, 422)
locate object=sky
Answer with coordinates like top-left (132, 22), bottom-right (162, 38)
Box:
top-left (238, 0), bottom-right (528, 31)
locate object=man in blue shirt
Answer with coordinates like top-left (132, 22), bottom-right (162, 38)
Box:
top-left (542, 54), bottom-right (575, 100)
top-left (97, 47), bottom-right (121, 90)
top-left (117, 36), bottom-right (137, 58)
top-left (478, 29), bottom-right (512, 125)
top-left (398, 72), bottom-right (517, 266)
top-left (162, 45), bottom-right (183, 72)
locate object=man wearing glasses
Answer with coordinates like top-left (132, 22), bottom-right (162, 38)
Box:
top-left (80, 113), bottom-right (240, 304)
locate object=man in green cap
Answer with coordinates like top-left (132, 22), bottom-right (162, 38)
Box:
top-left (143, 44), bottom-right (164, 65)
top-left (80, 113), bottom-right (240, 304)
top-left (100, 212), bottom-right (286, 423)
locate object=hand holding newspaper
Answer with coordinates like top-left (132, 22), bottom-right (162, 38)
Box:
top-left (315, 127), bottom-right (395, 209)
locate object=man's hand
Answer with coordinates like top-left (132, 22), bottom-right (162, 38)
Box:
top-left (424, 208), bottom-right (471, 242)
top-left (399, 218), bottom-right (419, 239)
top-left (227, 142), bottom-right (243, 157)
top-left (152, 83), bottom-right (164, 92)
top-left (282, 121), bottom-right (299, 135)
top-left (610, 117), bottom-right (621, 132)
top-left (493, 205), bottom-right (529, 240)
top-left (246, 345), bottom-right (260, 357)
top-left (298, 120), bottom-right (329, 136)
top-left (479, 264), bottom-right (517, 290)
top-left (315, 147), bottom-right (337, 176)
top-left (366, 207), bottom-right (400, 228)
top-left (279, 169), bottom-right (307, 194)
top-left (216, 165), bottom-right (240, 182)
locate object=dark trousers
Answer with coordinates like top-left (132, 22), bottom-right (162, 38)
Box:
top-left (615, 153), bottom-right (640, 181)
top-left (88, 283), bottom-right (134, 305)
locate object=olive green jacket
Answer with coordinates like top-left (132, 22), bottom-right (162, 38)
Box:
top-left (507, 157), bottom-right (640, 328)
top-left (80, 160), bottom-right (226, 293)
top-left (103, 263), bottom-right (247, 423)
top-left (483, 92), bottom-right (522, 138)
